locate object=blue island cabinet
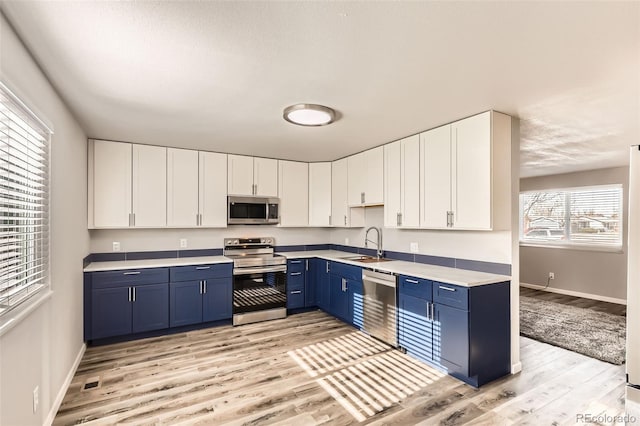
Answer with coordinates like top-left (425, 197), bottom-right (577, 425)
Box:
top-left (169, 263), bottom-right (233, 327)
top-left (398, 275), bottom-right (511, 388)
top-left (88, 268), bottom-right (169, 340)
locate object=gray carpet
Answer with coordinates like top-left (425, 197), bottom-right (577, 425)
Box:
top-left (520, 295), bottom-right (626, 365)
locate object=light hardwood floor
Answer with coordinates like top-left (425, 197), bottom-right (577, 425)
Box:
top-left (55, 310), bottom-right (626, 425)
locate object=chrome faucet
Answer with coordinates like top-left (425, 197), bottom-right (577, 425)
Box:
top-left (365, 226), bottom-right (383, 259)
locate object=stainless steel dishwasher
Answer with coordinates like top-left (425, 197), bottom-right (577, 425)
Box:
top-left (362, 269), bottom-right (397, 347)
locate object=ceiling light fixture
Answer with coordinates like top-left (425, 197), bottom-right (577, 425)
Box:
top-left (283, 104), bottom-right (336, 127)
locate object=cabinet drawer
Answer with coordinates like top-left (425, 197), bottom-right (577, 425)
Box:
top-left (330, 261), bottom-right (361, 281)
top-left (433, 282), bottom-right (468, 310)
top-left (92, 268), bottom-right (169, 289)
top-left (170, 263), bottom-right (232, 282)
top-left (399, 275), bottom-right (432, 300)
top-left (287, 271), bottom-right (305, 289)
top-left (287, 288), bottom-right (305, 309)
top-left (287, 259), bottom-right (306, 273)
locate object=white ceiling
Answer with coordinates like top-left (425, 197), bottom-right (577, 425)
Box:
top-left (1, 1), bottom-right (638, 178)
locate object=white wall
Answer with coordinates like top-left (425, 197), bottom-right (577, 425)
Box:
top-left (520, 166), bottom-right (628, 302)
top-left (0, 12), bottom-right (89, 425)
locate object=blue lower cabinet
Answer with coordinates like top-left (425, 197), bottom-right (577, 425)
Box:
top-left (348, 279), bottom-right (363, 329)
top-left (434, 302), bottom-right (468, 376)
top-left (202, 278), bottom-right (232, 322)
top-left (170, 281), bottom-right (204, 327)
top-left (132, 283), bottom-right (170, 333)
top-left (312, 259), bottom-right (330, 311)
top-left (91, 286), bottom-right (133, 339)
top-left (398, 293), bottom-right (434, 363)
top-left (329, 274), bottom-right (349, 320)
top-left (287, 287), bottom-right (305, 309)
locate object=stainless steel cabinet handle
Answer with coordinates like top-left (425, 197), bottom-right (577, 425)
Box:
top-left (305, 259), bottom-right (309, 271)
top-left (132, 213), bottom-right (135, 227)
top-left (290, 260), bottom-right (302, 264)
top-left (290, 272), bottom-right (302, 276)
top-left (195, 266), bottom-right (211, 270)
top-left (344, 215), bottom-right (347, 226)
top-left (203, 280), bottom-right (207, 294)
top-left (132, 287), bottom-right (136, 302)
top-left (128, 287), bottom-right (132, 302)
top-left (123, 271), bottom-right (141, 275)
top-left (329, 214), bottom-right (332, 225)
top-left (199, 280), bottom-right (203, 294)
top-left (341, 278), bottom-right (346, 291)
top-left (431, 302), bottom-right (435, 320)
top-left (290, 290), bottom-right (302, 295)
top-left (361, 192), bottom-right (365, 204)
top-left (439, 285), bottom-right (456, 292)
top-left (326, 262), bottom-right (330, 273)
top-left (405, 279), bottom-right (419, 284)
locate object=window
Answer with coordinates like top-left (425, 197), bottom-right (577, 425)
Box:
top-left (520, 185), bottom-right (623, 248)
top-left (0, 83), bottom-right (51, 316)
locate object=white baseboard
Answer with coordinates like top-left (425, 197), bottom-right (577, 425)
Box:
top-left (520, 282), bottom-right (626, 305)
top-left (511, 361), bottom-right (522, 374)
top-left (45, 342), bottom-right (86, 426)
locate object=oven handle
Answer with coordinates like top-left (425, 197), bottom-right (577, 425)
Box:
top-left (233, 265), bottom-right (287, 275)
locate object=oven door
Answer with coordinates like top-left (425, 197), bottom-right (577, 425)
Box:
top-left (233, 268), bottom-right (287, 315)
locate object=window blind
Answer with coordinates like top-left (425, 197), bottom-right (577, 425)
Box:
top-left (520, 185), bottom-right (622, 247)
top-left (0, 84), bottom-right (51, 316)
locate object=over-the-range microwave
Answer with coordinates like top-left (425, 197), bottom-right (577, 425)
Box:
top-left (227, 196), bottom-right (280, 225)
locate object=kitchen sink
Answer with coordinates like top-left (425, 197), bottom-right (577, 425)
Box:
top-left (342, 255), bottom-right (393, 263)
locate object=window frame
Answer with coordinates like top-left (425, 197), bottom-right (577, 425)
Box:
top-left (0, 81), bottom-right (53, 318)
top-left (519, 183), bottom-right (624, 252)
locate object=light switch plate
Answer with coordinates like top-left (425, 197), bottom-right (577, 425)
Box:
top-left (180, 239), bottom-right (188, 248)
top-left (345, 238), bottom-right (349, 245)
top-left (410, 242), bottom-right (419, 253)
top-left (112, 242), bottom-right (121, 252)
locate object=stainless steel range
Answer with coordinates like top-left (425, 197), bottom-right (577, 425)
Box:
top-left (224, 237), bottom-right (287, 326)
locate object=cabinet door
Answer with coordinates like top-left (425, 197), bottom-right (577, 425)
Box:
top-left (452, 112), bottom-right (492, 230)
top-left (347, 152), bottom-right (365, 206)
top-left (278, 160), bottom-right (308, 227)
top-left (202, 278), bottom-right (232, 322)
top-left (398, 294), bottom-right (433, 363)
top-left (329, 275), bottom-right (349, 320)
top-left (401, 135), bottom-right (421, 227)
top-left (309, 162), bottom-right (332, 227)
top-left (305, 259), bottom-right (317, 307)
top-left (364, 146), bottom-right (384, 205)
top-left (132, 283), bottom-right (169, 333)
top-left (167, 148), bottom-right (199, 227)
top-left (169, 280), bottom-right (203, 327)
top-left (347, 279), bottom-right (363, 329)
top-left (132, 144), bottom-right (167, 227)
top-left (199, 151), bottom-right (228, 227)
top-left (254, 157), bottom-right (278, 197)
top-left (91, 286), bottom-right (132, 339)
top-left (331, 158), bottom-right (348, 227)
top-left (435, 303), bottom-right (469, 376)
top-left (227, 154), bottom-right (254, 195)
top-left (384, 141), bottom-right (401, 228)
top-left (315, 260), bottom-right (331, 310)
top-left (90, 140), bottom-right (132, 228)
top-left (420, 125), bottom-right (451, 229)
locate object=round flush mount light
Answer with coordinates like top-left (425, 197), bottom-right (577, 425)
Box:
top-left (283, 103), bottom-right (336, 126)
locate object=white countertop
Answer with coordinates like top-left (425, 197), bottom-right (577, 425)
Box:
top-left (83, 250), bottom-right (510, 287)
top-left (84, 256), bottom-right (232, 273)
top-left (278, 250), bottom-right (510, 287)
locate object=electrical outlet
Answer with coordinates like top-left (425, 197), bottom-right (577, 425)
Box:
top-left (345, 237), bottom-right (349, 245)
top-left (180, 238), bottom-right (187, 248)
top-left (33, 386), bottom-right (39, 413)
top-left (112, 242), bottom-right (121, 252)
top-left (410, 242), bottom-right (419, 253)
top-left (548, 272), bottom-right (555, 280)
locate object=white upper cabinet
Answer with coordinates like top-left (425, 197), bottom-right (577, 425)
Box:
top-left (227, 154), bottom-right (255, 196)
top-left (227, 154), bottom-right (278, 197)
top-left (254, 157), bottom-right (278, 197)
top-left (199, 151), bottom-right (228, 227)
top-left (348, 146), bottom-right (384, 206)
top-left (278, 160), bottom-right (308, 227)
top-left (89, 139), bottom-right (132, 228)
top-left (309, 162), bottom-right (332, 227)
top-left (167, 149), bottom-right (227, 228)
top-left (132, 144), bottom-right (167, 227)
top-left (167, 148), bottom-right (199, 227)
top-left (332, 158), bottom-right (364, 228)
top-left (420, 111), bottom-right (508, 230)
top-left (385, 135), bottom-right (420, 228)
